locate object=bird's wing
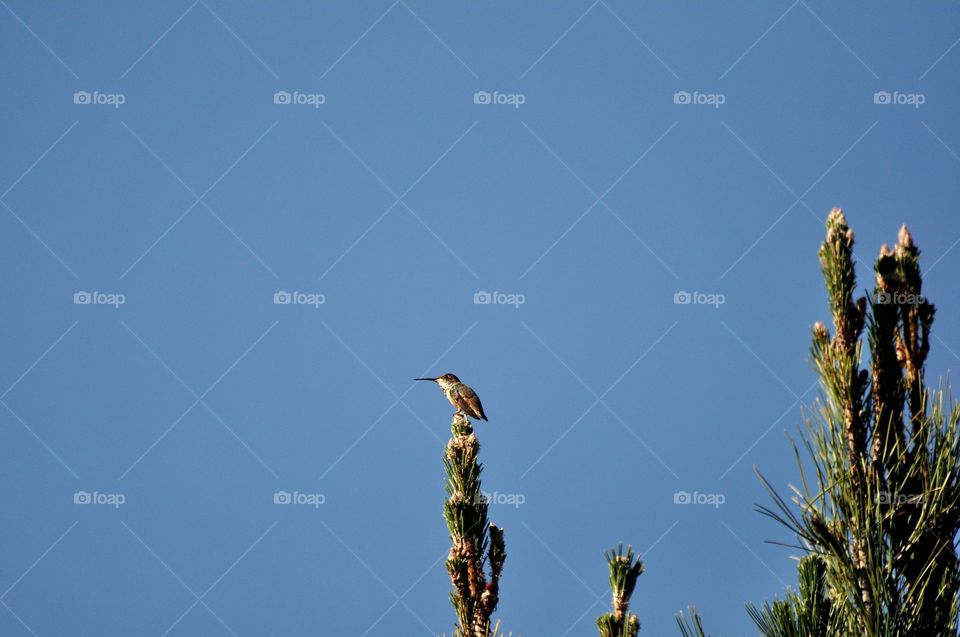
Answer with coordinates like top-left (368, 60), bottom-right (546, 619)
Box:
top-left (458, 384), bottom-right (487, 421)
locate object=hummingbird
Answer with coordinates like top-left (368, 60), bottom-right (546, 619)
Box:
top-left (414, 373), bottom-right (488, 422)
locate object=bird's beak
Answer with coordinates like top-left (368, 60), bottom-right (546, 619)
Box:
top-left (414, 377), bottom-right (437, 381)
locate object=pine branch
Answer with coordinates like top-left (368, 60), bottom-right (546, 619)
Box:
top-left (754, 210), bottom-right (960, 637)
top-left (443, 413), bottom-right (506, 637)
top-left (675, 607), bottom-right (708, 637)
top-left (596, 544), bottom-right (643, 637)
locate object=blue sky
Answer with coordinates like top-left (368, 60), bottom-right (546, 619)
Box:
top-left (1, 2), bottom-right (959, 635)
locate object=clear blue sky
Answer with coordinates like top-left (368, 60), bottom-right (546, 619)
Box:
top-left (2, 2), bottom-right (959, 635)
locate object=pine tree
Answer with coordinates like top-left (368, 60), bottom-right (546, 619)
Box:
top-left (676, 210), bottom-right (960, 636)
top-left (442, 413), bottom-right (507, 637)
top-left (753, 209), bottom-right (960, 636)
top-left (596, 544), bottom-right (644, 637)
